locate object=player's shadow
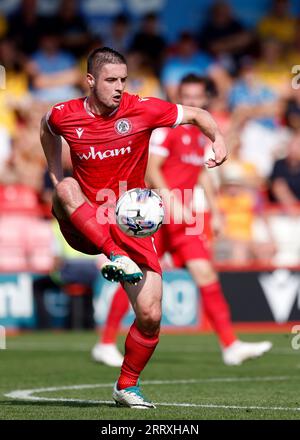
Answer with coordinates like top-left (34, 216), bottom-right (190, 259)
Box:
top-left (0, 399), bottom-right (116, 409)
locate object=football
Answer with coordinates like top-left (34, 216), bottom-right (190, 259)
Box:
top-left (115, 188), bottom-right (164, 237)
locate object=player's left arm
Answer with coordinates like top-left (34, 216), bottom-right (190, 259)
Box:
top-left (40, 114), bottom-right (63, 187)
top-left (180, 106), bottom-right (227, 168)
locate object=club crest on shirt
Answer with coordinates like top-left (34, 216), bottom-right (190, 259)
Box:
top-left (114, 119), bottom-right (132, 135)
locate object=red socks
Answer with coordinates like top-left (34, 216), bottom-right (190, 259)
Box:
top-left (200, 281), bottom-right (237, 348)
top-left (117, 321), bottom-right (159, 389)
top-left (70, 202), bottom-right (126, 257)
top-left (101, 286), bottom-right (130, 344)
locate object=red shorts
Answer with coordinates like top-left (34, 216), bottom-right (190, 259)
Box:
top-left (154, 221), bottom-right (211, 268)
top-left (54, 213), bottom-right (161, 275)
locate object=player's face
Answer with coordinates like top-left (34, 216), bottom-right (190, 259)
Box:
top-left (179, 83), bottom-right (208, 108)
top-left (93, 63), bottom-right (128, 110)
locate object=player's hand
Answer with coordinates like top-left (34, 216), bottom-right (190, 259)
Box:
top-left (205, 135), bottom-right (227, 168)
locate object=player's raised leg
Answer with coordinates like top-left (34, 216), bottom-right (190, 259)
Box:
top-left (112, 268), bottom-right (162, 409)
top-left (53, 179), bottom-right (143, 283)
top-left (187, 259), bottom-right (272, 365)
top-left (53, 177), bottom-right (124, 256)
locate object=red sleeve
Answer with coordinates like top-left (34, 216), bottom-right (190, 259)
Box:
top-left (137, 97), bottom-right (183, 130)
top-left (45, 103), bottom-right (66, 136)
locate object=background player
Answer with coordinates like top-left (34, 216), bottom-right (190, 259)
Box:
top-left (93, 74), bottom-right (272, 368)
top-left (40, 48), bottom-right (228, 408)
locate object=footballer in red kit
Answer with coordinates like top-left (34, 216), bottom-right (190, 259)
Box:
top-left (40, 48), bottom-right (228, 409)
top-left (150, 123), bottom-right (211, 264)
top-left (151, 125), bottom-right (206, 194)
top-left (46, 93), bottom-right (182, 274)
top-left (95, 74), bottom-right (272, 372)
top-left (46, 94), bottom-right (182, 204)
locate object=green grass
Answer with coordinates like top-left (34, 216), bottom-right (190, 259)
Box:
top-left (0, 331), bottom-right (300, 420)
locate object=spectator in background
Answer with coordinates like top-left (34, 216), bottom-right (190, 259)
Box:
top-left (270, 133), bottom-right (300, 214)
top-left (56, 0), bottom-right (91, 57)
top-left (0, 13), bottom-right (7, 38)
top-left (0, 102), bottom-right (47, 193)
top-left (206, 78), bottom-right (232, 135)
top-left (198, 1), bottom-right (253, 75)
top-left (0, 126), bottom-right (11, 174)
top-left (258, 0), bottom-right (296, 46)
top-left (217, 162), bottom-right (276, 265)
top-left (229, 56), bottom-right (288, 177)
top-left (130, 12), bottom-right (166, 72)
top-left (284, 87), bottom-right (300, 131)
top-left (7, 0), bottom-right (55, 54)
top-left (161, 32), bottom-right (217, 102)
top-left (287, 25), bottom-right (300, 66)
top-left (104, 14), bottom-right (131, 55)
top-left (125, 50), bottom-right (163, 98)
top-left (224, 130), bottom-right (264, 189)
top-left (255, 38), bottom-right (291, 95)
top-left (229, 57), bottom-right (277, 124)
top-left (0, 39), bottom-right (30, 140)
top-left (27, 31), bottom-right (81, 103)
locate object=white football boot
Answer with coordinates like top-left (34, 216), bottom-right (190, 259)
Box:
top-left (91, 343), bottom-right (124, 367)
top-left (113, 381), bottom-right (156, 409)
top-left (222, 340), bottom-right (273, 366)
top-left (101, 254), bottom-right (143, 285)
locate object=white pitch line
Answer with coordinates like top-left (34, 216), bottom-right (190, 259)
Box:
top-left (157, 403), bottom-right (300, 411)
top-left (4, 375), bottom-right (290, 398)
top-left (5, 376), bottom-right (300, 413)
top-left (4, 394), bottom-right (300, 413)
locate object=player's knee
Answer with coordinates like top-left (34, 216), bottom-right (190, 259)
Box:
top-left (138, 308), bottom-right (161, 335)
top-left (192, 260), bottom-right (217, 286)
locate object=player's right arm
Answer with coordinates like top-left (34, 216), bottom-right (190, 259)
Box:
top-left (139, 96), bottom-right (227, 169)
top-left (180, 106), bottom-right (227, 168)
top-left (40, 114), bottom-right (63, 187)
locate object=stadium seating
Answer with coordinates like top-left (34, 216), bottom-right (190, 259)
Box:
top-left (0, 185), bottom-right (54, 272)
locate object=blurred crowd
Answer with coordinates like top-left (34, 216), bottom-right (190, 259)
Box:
top-left (1, 0), bottom-right (300, 270)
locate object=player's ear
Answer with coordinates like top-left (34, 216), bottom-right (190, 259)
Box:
top-left (87, 73), bottom-right (95, 89)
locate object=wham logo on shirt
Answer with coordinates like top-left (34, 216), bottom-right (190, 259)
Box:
top-left (76, 146), bottom-right (131, 161)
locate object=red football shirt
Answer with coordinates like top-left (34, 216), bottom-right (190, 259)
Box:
top-left (46, 92), bottom-right (183, 203)
top-left (150, 125), bottom-right (207, 194)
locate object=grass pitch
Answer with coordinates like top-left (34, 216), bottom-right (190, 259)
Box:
top-left (0, 331), bottom-right (299, 420)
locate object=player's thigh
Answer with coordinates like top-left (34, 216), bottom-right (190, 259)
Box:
top-left (123, 267), bottom-right (162, 325)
